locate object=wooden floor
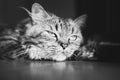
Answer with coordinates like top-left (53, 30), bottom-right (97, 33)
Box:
top-left (0, 60), bottom-right (120, 80)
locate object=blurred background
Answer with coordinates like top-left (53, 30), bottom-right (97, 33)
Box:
top-left (0, 0), bottom-right (120, 61)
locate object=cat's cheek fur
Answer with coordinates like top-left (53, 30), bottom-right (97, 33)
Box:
top-left (64, 44), bottom-right (79, 57)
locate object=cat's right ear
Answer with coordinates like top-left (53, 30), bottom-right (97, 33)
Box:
top-left (31, 3), bottom-right (51, 21)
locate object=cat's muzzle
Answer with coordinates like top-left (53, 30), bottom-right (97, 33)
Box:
top-left (60, 43), bottom-right (68, 49)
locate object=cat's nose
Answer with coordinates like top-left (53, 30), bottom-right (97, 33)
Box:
top-left (60, 43), bottom-right (68, 49)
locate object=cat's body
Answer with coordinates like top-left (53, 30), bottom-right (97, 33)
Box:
top-left (0, 3), bottom-right (94, 61)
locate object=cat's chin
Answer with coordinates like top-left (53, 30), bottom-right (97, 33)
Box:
top-left (51, 54), bottom-right (67, 61)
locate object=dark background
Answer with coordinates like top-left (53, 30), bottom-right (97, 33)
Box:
top-left (0, 0), bottom-right (120, 61)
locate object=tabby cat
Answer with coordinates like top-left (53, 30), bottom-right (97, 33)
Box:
top-left (0, 3), bottom-right (94, 61)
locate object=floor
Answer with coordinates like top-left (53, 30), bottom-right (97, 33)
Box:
top-left (0, 60), bottom-right (120, 80)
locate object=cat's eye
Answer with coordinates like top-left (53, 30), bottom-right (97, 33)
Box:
top-left (69, 35), bottom-right (77, 42)
top-left (39, 30), bottom-right (57, 41)
top-left (46, 30), bottom-right (57, 37)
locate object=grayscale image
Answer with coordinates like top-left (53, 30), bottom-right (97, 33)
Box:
top-left (0, 0), bottom-right (120, 80)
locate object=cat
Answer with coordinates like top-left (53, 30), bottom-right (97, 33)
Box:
top-left (0, 3), bottom-right (94, 61)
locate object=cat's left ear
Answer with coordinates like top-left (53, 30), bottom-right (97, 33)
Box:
top-left (31, 3), bottom-right (51, 21)
top-left (74, 14), bottom-right (87, 27)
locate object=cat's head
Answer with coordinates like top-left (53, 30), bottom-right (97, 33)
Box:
top-left (22, 3), bottom-right (87, 61)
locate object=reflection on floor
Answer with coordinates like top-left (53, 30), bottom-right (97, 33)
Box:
top-left (0, 60), bottom-right (120, 80)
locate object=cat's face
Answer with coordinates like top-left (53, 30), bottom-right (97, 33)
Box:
top-left (21, 3), bottom-right (86, 61)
